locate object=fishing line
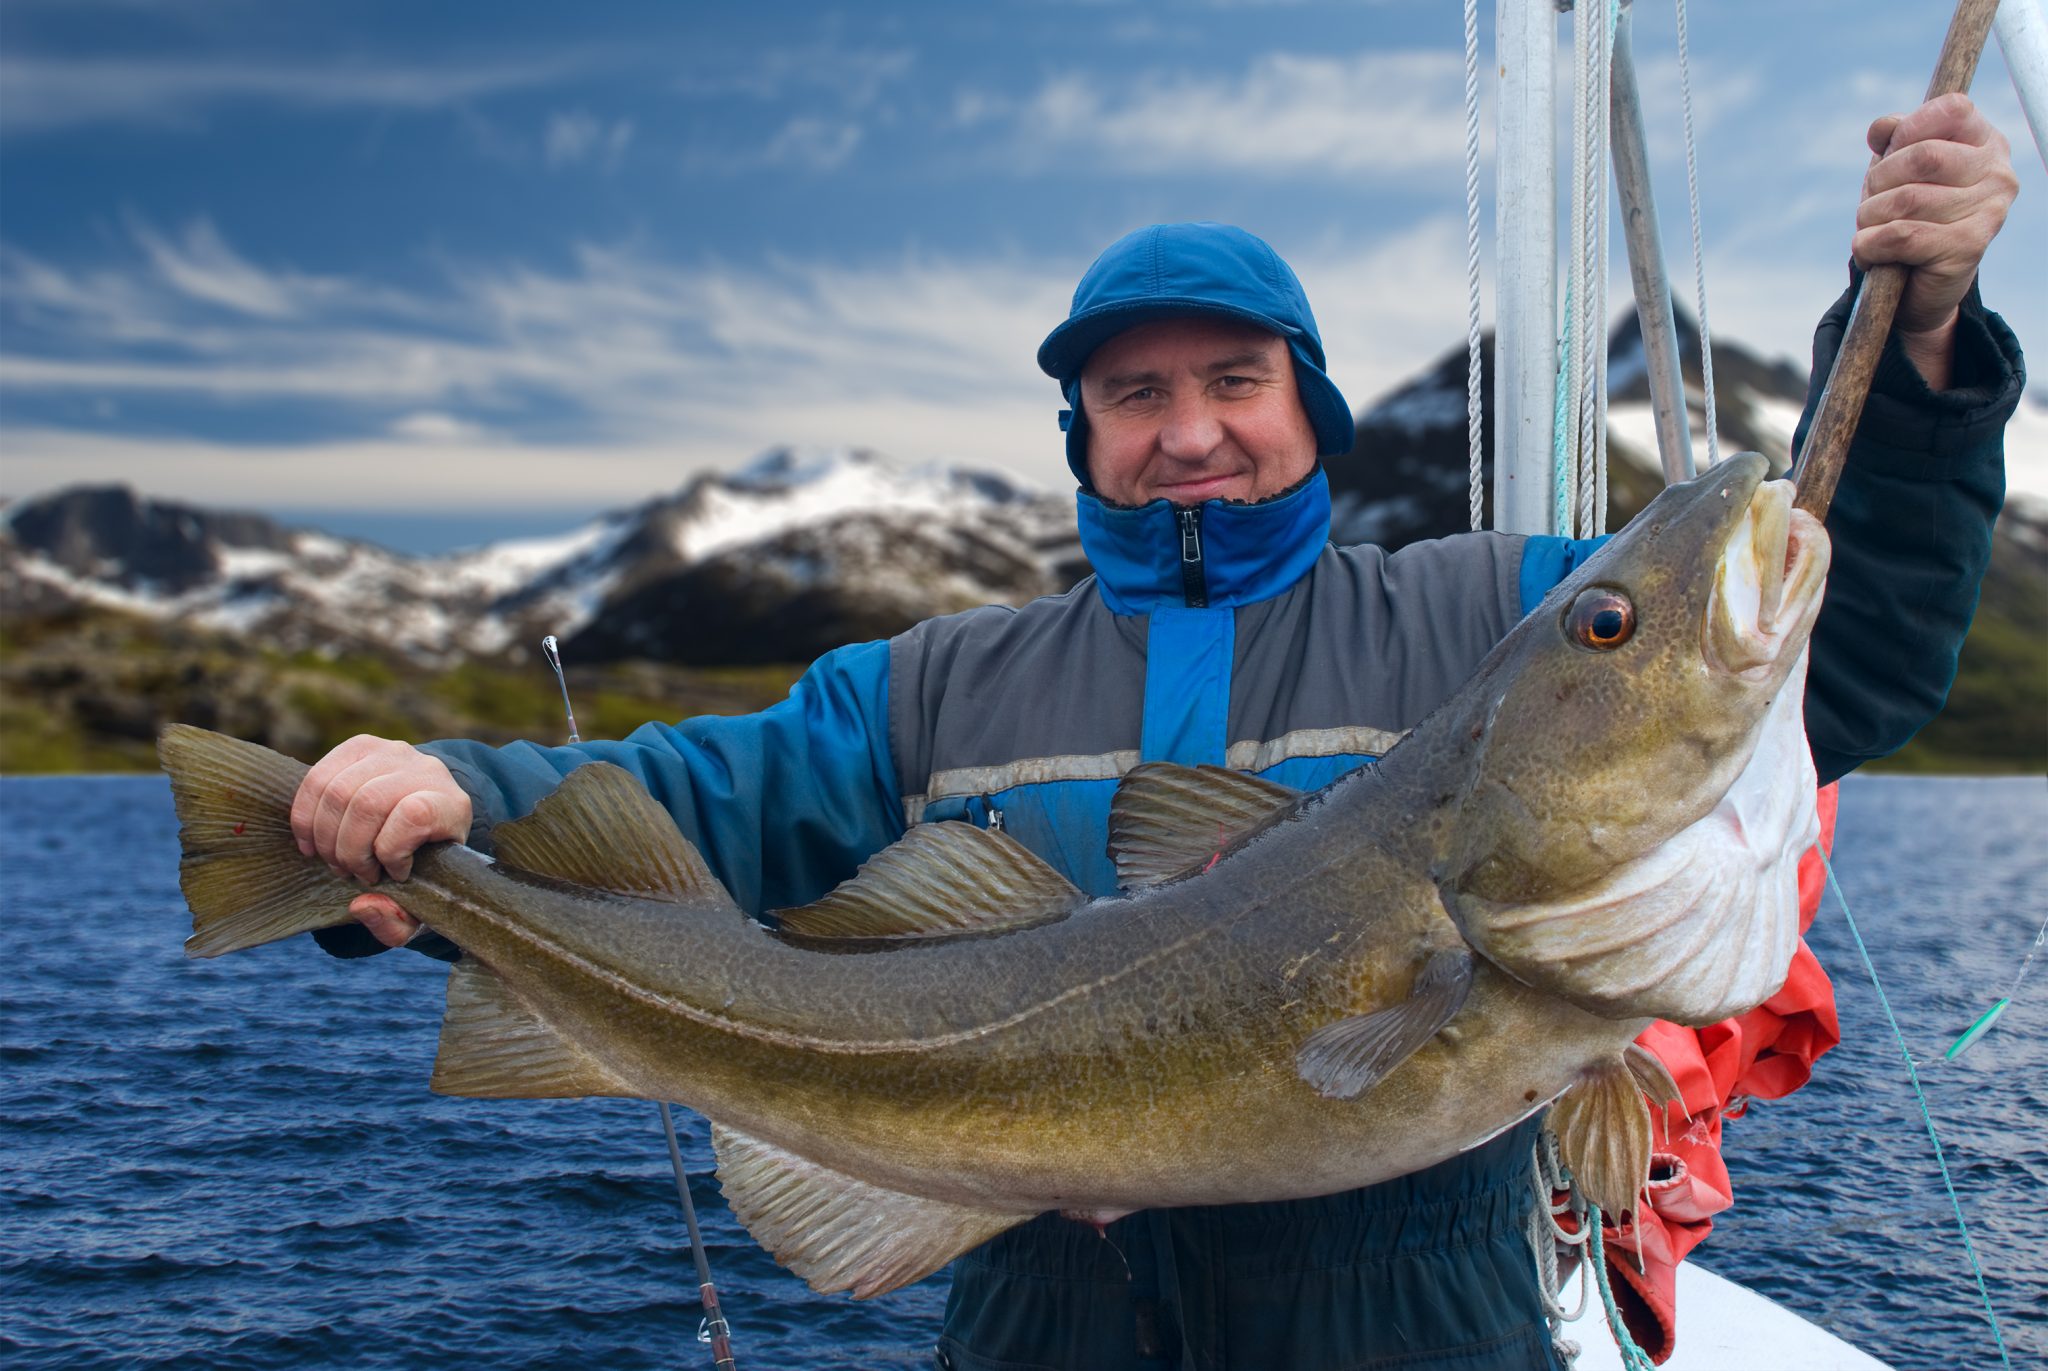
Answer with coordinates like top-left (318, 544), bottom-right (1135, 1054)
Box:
top-left (541, 635), bottom-right (737, 1371)
top-left (1820, 851), bottom-right (2012, 1369)
top-left (1945, 907), bottom-right (2047, 1060)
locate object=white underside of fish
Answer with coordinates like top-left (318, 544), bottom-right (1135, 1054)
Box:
top-left (1464, 650), bottom-right (1819, 1025)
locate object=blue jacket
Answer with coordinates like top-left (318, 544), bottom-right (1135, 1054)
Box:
top-left (322, 283), bottom-right (2021, 1370)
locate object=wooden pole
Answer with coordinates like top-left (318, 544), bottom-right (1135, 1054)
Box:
top-left (1791, 0), bottom-right (2001, 522)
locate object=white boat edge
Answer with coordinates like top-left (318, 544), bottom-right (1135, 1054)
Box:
top-left (1564, 1261), bottom-right (1894, 1370)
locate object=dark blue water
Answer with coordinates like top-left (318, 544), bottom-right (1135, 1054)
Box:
top-left (2, 775), bottom-right (2041, 1369)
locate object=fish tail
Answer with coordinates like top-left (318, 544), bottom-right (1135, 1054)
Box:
top-left (158, 724), bottom-right (363, 958)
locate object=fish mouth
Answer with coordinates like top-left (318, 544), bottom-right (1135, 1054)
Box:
top-left (1704, 478), bottom-right (1830, 678)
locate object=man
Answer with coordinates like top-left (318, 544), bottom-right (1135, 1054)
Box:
top-left (295, 96), bottom-right (2020, 1369)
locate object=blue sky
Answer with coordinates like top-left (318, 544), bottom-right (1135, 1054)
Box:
top-left (3, 0), bottom-right (2042, 549)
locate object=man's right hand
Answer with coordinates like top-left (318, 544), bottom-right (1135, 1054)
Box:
top-left (290, 734), bottom-right (471, 949)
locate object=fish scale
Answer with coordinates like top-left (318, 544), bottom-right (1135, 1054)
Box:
top-left (160, 452), bottom-right (1831, 1299)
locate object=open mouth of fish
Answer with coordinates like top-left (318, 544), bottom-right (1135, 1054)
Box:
top-left (1704, 477), bottom-right (1829, 679)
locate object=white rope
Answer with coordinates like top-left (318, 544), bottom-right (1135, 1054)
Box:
top-left (1594, 16), bottom-right (1612, 536)
top-left (1528, 1128), bottom-right (1589, 1366)
top-left (1675, 0), bottom-right (1720, 465)
top-left (1571, 2), bottom-right (1614, 537)
top-left (1462, 0), bottom-right (1486, 532)
top-left (1565, 1), bottom-right (1593, 536)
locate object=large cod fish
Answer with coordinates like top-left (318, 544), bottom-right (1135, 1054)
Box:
top-left (161, 452), bottom-right (1829, 1299)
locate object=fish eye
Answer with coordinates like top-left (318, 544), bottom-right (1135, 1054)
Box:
top-left (1565, 588), bottom-right (1635, 650)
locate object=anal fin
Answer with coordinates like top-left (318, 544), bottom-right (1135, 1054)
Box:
top-left (431, 959), bottom-right (638, 1099)
top-left (1548, 1055), bottom-right (1654, 1217)
top-left (1109, 762), bottom-right (1304, 890)
top-left (1295, 948), bottom-right (1474, 1100)
top-left (712, 1124), bottom-right (1032, 1298)
top-left (774, 822), bottom-right (1082, 940)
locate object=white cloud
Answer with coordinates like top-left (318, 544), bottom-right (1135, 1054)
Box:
top-left (1017, 50), bottom-right (1476, 177)
top-left (0, 427), bottom-right (716, 511)
top-left (388, 412), bottom-right (488, 443)
top-left (0, 223), bottom-right (1081, 501)
top-left (763, 117), bottom-right (862, 170)
top-left (127, 217), bottom-right (339, 319)
top-left (0, 52), bottom-right (600, 136)
top-left (670, 44), bottom-right (914, 109)
top-left (543, 110), bottom-right (635, 171)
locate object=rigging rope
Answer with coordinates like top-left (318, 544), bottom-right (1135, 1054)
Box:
top-left (1560, 0), bottom-right (1620, 538)
top-left (1675, 0), bottom-right (1721, 465)
top-left (1821, 851), bottom-right (2014, 1369)
top-left (1527, 1129), bottom-right (1590, 1367)
top-left (1463, 0), bottom-right (1486, 532)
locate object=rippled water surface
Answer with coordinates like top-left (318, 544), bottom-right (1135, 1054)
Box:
top-left (2, 774), bottom-right (2042, 1369)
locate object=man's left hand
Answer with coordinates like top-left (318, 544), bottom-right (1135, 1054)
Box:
top-left (1854, 92), bottom-right (2018, 390)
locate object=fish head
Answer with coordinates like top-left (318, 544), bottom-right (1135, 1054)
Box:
top-left (1438, 452), bottom-right (1831, 1024)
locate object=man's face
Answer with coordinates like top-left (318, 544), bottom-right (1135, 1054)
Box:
top-left (1080, 317), bottom-right (1318, 507)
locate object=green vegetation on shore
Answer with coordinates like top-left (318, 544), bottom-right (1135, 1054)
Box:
top-left (0, 610), bottom-right (803, 774)
top-left (2, 596), bottom-right (2039, 776)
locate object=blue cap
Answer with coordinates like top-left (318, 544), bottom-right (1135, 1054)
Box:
top-left (1038, 222), bottom-right (1354, 487)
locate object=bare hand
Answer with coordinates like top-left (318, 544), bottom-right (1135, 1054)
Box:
top-left (289, 735), bottom-right (471, 945)
top-left (349, 892), bottom-right (423, 949)
top-left (1855, 93), bottom-right (2018, 386)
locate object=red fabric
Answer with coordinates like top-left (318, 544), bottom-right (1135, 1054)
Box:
top-left (1592, 782), bottom-right (1842, 1364)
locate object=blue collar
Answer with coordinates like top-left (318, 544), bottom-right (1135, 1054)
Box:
top-left (1077, 466), bottom-right (1332, 615)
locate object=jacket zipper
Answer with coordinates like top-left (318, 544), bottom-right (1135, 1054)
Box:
top-left (1178, 507), bottom-right (1208, 608)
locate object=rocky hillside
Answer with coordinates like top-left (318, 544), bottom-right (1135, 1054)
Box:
top-left (1, 447), bottom-right (1080, 668)
top-left (4, 321), bottom-right (2041, 774)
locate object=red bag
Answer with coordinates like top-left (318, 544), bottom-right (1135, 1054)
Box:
top-left (1581, 783), bottom-right (1842, 1362)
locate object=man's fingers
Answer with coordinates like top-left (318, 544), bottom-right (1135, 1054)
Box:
top-left (291, 734), bottom-right (388, 856)
top-left (349, 892), bottom-right (422, 949)
top-left (1856, 180), bottom-right (1983, 233)
top-left (1863, 138), bottom-right (1991, 199)
top-left (1866, 113), bottom-right (1904, 159)
top-left (1879, 92), bottom-right (1991, 155)
top-left (1850, 216), bottom-right (1991, 274)
top-left (333, 771), bottom-right (425, 883)
top-left (371, 790), bottom-right (467, 883)
top-left (311, 754), bottom-right (393, 875)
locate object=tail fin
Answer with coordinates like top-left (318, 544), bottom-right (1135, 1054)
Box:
top-left (159, 724), bottom-right (363, 958)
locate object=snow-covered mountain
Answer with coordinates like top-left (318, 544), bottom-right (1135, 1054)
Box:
top-left (6, 319), bottom-right (2042, 676)
top-left (0, 447), bottom-right (1080, 666)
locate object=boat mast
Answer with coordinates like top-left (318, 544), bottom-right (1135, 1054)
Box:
top-left (1491, 0), bottom-right (1562, 535)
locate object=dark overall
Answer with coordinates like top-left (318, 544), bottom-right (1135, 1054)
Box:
top-left (938, 1121), bottom-right (1560, 1371)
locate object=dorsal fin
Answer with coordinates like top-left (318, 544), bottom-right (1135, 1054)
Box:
top-left (491, 762), bottom-right (719, 903)
top-left (431, 959), bottom-right (639, 1099)
top-left (774, 821), bottom-right (1083, 940)
top-left (1108, 762), bottom-right (1304, 890)
top-left (712, 1123), bottom-right (1033, 1298)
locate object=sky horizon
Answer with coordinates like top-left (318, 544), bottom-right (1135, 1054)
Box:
top-left (3, 1), bottom-right (2043, 552)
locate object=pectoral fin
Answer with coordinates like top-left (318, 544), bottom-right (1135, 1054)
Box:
top-left (773, 821), bottom-right (1082, 940)
top-left (711, 1125), bottom-right (1032, 1298)
top-left (1295, 948), bottom-right (1474, 1100)
top-left (431, 959), bottom-right (638, 1099)
top-left (1109, 763), bottom-right (1304, 890)
top-left (1548, 1056), bottom-right (1654, 1217)
top-left (491, 762), bottom-right (723, 904)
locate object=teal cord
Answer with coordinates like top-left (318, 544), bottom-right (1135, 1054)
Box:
top-left (1821, 851), bottom-right (2013, 1369)
top-left (1584, 1203), bottom-right (1657, 1371)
